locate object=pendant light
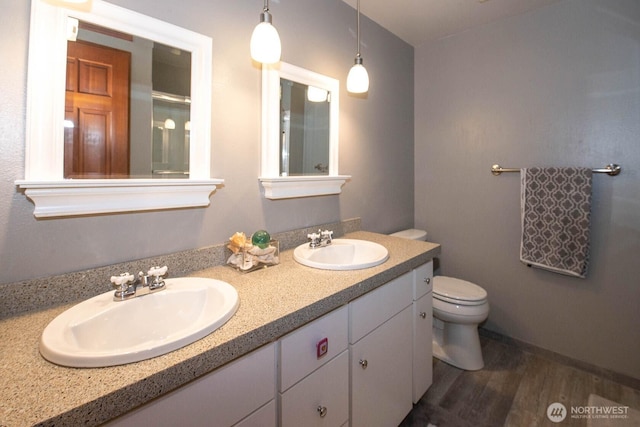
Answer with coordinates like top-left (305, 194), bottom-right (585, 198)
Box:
top-left (250, 0), bottom-right (281, 64)
top-left (347, 0), bottom-right (369, 93)
top-left (307, 86), bottom-right (329, 103)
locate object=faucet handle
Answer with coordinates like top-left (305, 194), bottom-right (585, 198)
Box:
top-left (307, 232), bottom-right (320, 240)
top-left (111, 272), bottom-right (134, 290)
top-left (147, 266), bottom-right (168, 290)
top-left (147, 265), bottom-right (168, 278)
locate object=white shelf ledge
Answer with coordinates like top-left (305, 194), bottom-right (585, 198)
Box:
top-left (16, 179), bottom-right (224, 218)
top-left (259, 176), bottom-right (350, 200)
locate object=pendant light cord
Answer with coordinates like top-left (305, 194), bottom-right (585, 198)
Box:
top-left (356, 0), bottom-right (361, 57)
top-left (347, 0), bottom-right (369, 93)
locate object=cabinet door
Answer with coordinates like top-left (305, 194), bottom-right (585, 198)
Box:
top-left (413, 261), bottom-right (433, 300)
top-left (350, 306), bottom-right (413, 427)
top-left (280, 350), bottom-right (349, 427)
top-left (413, 291), bottom-right (433, 403)
top-left (105, 343), bottom-right (276, 427)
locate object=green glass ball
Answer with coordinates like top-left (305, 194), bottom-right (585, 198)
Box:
top-left (252, 230), bottom-right (271, 249)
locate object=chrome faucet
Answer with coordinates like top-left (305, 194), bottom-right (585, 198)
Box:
top-left (307, 229), bottom-right (333, 248)
top-left (111, 265), bottom-right (167, 301)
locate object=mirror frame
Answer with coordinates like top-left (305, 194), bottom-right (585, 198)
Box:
top-left (15, 0), bottom-right (223, 218)
top-left (259, 62), bottom-right (350, 199)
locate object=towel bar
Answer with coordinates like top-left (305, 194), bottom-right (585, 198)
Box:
top-left (491, 164), bottom-right (621, 176)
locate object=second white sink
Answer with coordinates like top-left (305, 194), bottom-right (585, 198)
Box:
top-left (40, 277), bottom-right (239, 368)
top-left (293, 238), bottom-right (389, 270)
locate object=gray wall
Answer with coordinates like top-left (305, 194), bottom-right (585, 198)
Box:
top-left (0, 0), bottom-right (414, 283)
top-left (5, 0), bottom-right (635, 381)
top-left (415, 0), bottom-right (640, 379)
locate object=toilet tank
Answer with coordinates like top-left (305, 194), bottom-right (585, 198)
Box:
top-left (390, 229), bottom-right (427, 241)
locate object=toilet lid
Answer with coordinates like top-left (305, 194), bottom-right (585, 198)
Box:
top-left (389, 229), bottom-right (427, 241)
top-left (433, 276), bottom-right (487, 302)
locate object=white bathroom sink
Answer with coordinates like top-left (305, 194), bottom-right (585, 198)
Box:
top-left (40, 277), bottom-right (239, 368)
top-left (293, 238), bottom-right (389, 270)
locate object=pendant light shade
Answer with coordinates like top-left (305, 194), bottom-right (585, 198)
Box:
top-left (163, 118), bottom-right (176, 130)
top-left (250, 0), bottom-right (281, 64)
top-left (307, 86), bottom-right (329, 103)
top-left (347, 55), bottom-right (369, 94)
top-left (347, 0), bottom-right (369, 93)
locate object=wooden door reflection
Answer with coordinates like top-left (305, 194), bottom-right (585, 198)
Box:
top-left (65, 40), bottom-right (130, 178)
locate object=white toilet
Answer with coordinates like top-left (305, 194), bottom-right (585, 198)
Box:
top-left (390, 229), bottom-right (490, 371)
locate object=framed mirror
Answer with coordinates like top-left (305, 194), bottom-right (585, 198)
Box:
top-left (280, 77), bottom-right (331, 176)
top-left (259, 62), bottom-right (350, 199)
top-left (16, 0), bottom-right (223, 217)
top-left (65, 22), bottom-right (193, 179)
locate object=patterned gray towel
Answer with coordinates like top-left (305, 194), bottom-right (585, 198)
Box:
top-left (520, 167), bottom-right (592, 278)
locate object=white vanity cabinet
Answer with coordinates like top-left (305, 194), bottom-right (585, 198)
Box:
top-left (279, 306), bottom-right (349, 427)
top-left (412, 261), bottom-right (434, 403)
top-left (349, 271), bottom-right (414, 427)
top-left (105, 343), bottom-right (276, 427)
top-left (104, 262), bottom-right (434, 427)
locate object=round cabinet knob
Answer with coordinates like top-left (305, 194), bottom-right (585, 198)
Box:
top-left (423, 277), bottom-right (431, 284)
top-left (359, 359), bottom-right (368, 369)
top-left (317, 406), bottom-right (328, 418)
top-left (420, 312), bottom-right (427, 319)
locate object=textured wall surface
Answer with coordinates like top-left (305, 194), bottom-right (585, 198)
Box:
top-left (0, 0), bottom-right (414, 283)
top-left (415, 0), bottom-right (640, 378)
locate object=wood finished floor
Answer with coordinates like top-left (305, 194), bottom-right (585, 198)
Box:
top-left (400, 334), bottom-right (640, 427)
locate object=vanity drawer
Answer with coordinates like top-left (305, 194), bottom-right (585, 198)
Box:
top-left (349, 271), bottom-right (413, 344)
top-left (280, 350), bottom-right (349, 427)
top-left (106, 343), bottom-right (275, 427)
top-left (280, 305), bottom-right (348, 391)
top-left (413, 261), bottom-right (433, 300)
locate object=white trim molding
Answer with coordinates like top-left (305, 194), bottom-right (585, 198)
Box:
top-left (259, 176), bottom-right (349, 200)
top-left (16, 179), bottom-right (223, 218)
top-left (17, 0), bottom-right (221, 217)
top-left (260, 62), bottom-right (350, 199)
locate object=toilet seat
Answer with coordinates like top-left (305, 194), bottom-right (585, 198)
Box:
top-left (433, 276), bottom-right (487, 306)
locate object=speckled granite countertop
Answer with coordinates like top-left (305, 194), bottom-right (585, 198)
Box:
top-left (0, 231), bottom-right (439, 427)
